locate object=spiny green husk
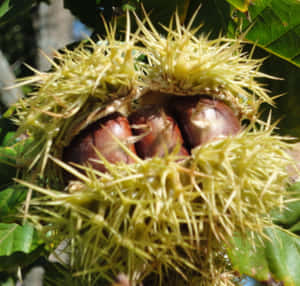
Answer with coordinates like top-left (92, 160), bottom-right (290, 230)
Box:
top-left (190, 126), bottom-right (292, 239)
top-left (13, 11), bottom-right (274, 177)
top-left (13, 17), bottom-right (141, 176)
top-left (134, 11), bottom-right (274, 118)
top-left (19, 126), bottom-right (293, 285)
top-left (12, 10), bottom-right (296, 286)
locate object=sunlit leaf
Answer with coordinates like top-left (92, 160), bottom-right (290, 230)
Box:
top-left (271, 182), bottom-right (300, 228)
top-left (0, 185), bottom-right (27, 217)
top-left (0, 223), bottom-right (40, 256)
top-left (229, 0), bottom-right (300, 67)
top-left (1, 132), bottom-right (16, 147)
top-left (0, 126), bottom-right (33, 188)
top-left (229, 182), bottom-right (300, 285)
top-left (228, 227), bottom-right (300, 285)
top-left (0, 0), bottom-right (10, 18)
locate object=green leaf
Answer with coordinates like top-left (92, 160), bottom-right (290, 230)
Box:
top-left (0, 185), bottom-right (27, 218)
top-left (0, 0), bottom-right (10, 18)
top-left (271, 182), bottom-right (300, 228)
top-left (229, 0), bottom-right (300, 67)
top-left (0, 128), bottom-right (33, 188)
top-left (226, 0), bottom-right (250, 12)
top-left (230, 183), bottom-right (300, 284)
top-left (0, 145), bottom-right (16, 166)
top-left (1, 132), bottom-right (16, 147)
top-left (0, 223), bottom-right (40, 256)
top-left (228, 227), bottom-right (300, 285)
top-left (228, 233), bottom-right (270, 281)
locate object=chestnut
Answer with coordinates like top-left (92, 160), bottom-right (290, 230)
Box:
top-left (63, 112), bottom-right (136, 173)
top-left (129, 105), bottom-right (188, 158)
top-left (172, 96), bottom-right (241, 148)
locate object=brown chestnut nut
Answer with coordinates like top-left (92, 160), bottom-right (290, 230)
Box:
top-left (129, 106), bottom-right (188, 159)
top-left (172, 96), bottom-right (241, 148)
top-left (63, 112), bottom-right (136, 173)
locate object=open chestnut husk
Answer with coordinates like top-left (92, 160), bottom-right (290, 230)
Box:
top-left (172, 96), bottom-right (241, 148)
top-left (63, 112), bottom-right (136, 173)
top-left (13, 10), bottom-right (297, 286)
top-left (129, 105), bottom-right (188, 158)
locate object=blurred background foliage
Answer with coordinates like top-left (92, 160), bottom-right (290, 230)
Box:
top-left (0, 10), bottom-right (36, 78)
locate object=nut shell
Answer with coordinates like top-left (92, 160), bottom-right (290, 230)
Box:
top-left (172, 96), bottom-right (241, 148)
top-left (63, 112), bottom-right (136, 173)
top-left (129, 106), bottom-right (188, 158)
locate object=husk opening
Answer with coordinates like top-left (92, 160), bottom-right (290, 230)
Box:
top-left (13, 10), bottom-right (276, 178)
top-left (11, 9), bottom-right (297, 286)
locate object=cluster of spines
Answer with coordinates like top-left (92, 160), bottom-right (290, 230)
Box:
top-left (13, 10), bottom-right (276, 176)
top-left (19, 123), bottom-right (293, 285)
top-left (134, 10), bottom-right (275, 119)
top-left (13, 13), bottom-right (140, 175)
top-left (12, 9), bottom-right (296, 286)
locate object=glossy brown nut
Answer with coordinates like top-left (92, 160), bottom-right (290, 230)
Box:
top-left (63, 112), bottom-right (136, 173)
top-left (129, 106), bottom-right (188, 159)
top-left (172, 96), bottom-right (241, 148)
